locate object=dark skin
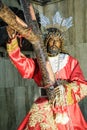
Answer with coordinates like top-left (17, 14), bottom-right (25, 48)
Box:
top-left (47, 36), bottom-right (62, 57)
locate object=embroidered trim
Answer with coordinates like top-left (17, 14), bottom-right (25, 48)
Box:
top-left (65, 82), bottom-right (87, 105)
top-left (80, 83), bottom-right (87, 98)
top-left (7, 38), bottom-right (18, 53)
top-left (66, 84), bottom-right (74, 105)
top-left (26, 102), bottom-right (57, 130)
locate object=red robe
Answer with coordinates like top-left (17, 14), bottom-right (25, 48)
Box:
top-left (7, 39), bottom-right (87, 130)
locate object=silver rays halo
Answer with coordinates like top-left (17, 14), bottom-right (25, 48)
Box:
top-left (40, 11), bottom-right (73, 32)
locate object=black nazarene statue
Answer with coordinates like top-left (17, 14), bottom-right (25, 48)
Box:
top-left (0, 1), bottom-right (87, 130)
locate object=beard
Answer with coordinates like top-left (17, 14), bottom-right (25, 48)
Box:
top-left (47, 46), bottom-right (61, 56)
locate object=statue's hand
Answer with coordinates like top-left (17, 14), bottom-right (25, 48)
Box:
top-left (6, 26), bottom-right (16, 42)
top-left (46, 84), bottom-right (65, 106)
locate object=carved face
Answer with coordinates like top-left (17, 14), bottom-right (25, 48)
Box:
top-left (47, 36), bottom-right (62, 56)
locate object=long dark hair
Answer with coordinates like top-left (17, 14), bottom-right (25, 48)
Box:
top-left (44, 28), bottom-right (66, 53)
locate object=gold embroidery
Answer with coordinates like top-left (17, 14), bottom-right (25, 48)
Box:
top-left (24, 82), bottom-right (87, 130)
top-left (80, 83), bottom-right (87, 98)
top-left (67, 82), bottom-right (87, 102)
top-left (26, 102), bottom-right (57, 130)
top-left (29, 111), bottom-right (44, 127)
top-left (66, 84), bottom-right (74, 105)
top-left (40, 123), bottom-right (51, 130)
top-left (7, 38), bottom-right (18, 53)
top-left (65, 82), bottom-right (86, 104)
top-left (29, 103), bottom-right (39, 113)
top-left (29, 103), bottom-right (45, 127)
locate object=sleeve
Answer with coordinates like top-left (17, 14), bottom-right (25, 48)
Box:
top-left (66, 57), bottom-right (87, 103)
top-left (7, 37), bottom-right (36, 79)
top-left (69, 57), bottom-right (87, 85)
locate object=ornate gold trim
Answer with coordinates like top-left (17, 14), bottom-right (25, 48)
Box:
top-left (7, 37), bottom-right (18, 53)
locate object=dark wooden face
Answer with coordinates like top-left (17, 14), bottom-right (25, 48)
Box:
top-left (47, 36), bottom-right (61, 56)
top-left (48, 37), bottom-right (61, 49)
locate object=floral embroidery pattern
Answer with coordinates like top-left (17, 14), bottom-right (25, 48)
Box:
top-left (26, 101), bottom-right (58, 130)
top-left (24, 82), bottom-right (87, 129)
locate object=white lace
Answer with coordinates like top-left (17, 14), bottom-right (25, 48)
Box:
top-left (48, 53), bottom-right (68, 73)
